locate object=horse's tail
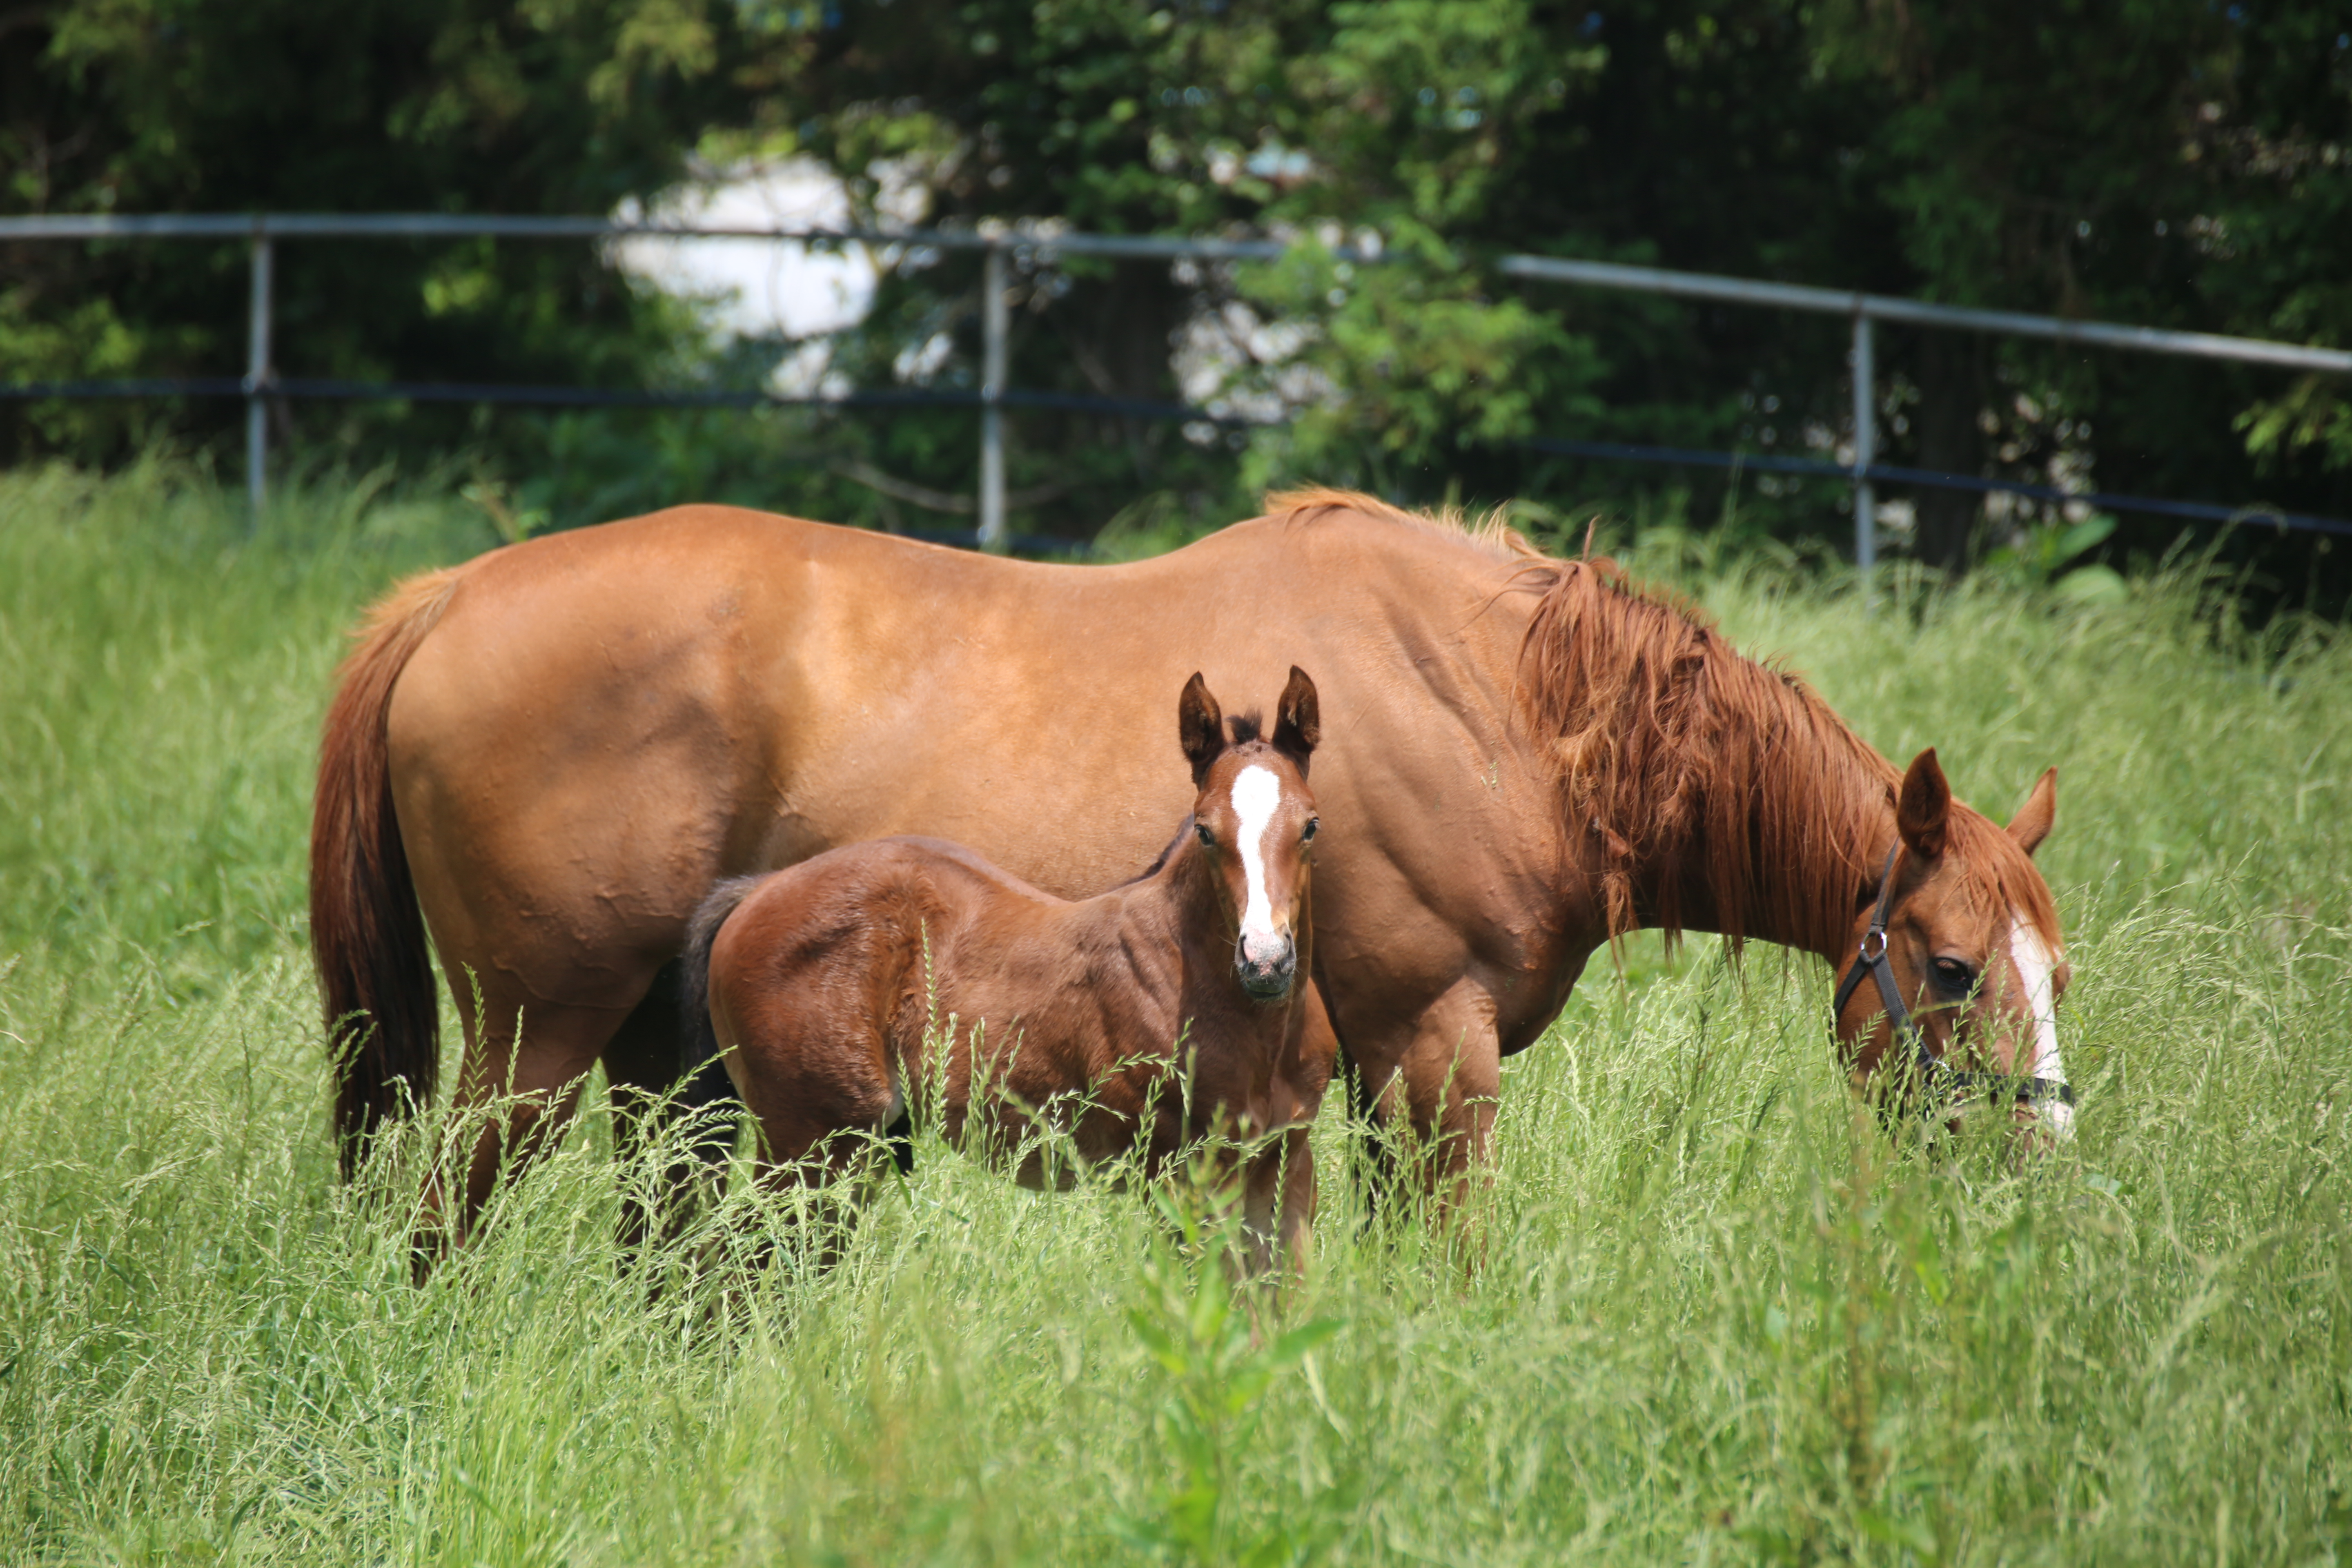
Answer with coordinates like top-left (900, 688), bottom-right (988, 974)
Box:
top-left (310, 566), bottom-right (464, 1179)
top-left (679, 874), bottom-right (769, 1079)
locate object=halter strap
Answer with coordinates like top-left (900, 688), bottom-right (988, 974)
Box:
top-left (1833, 845), bottom-right (2076, 1110)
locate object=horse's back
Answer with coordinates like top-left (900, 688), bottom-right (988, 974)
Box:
top-left (381, 499), bottom-right (1533, 1022)
top-left (382, 508), bottom-right (1003, 1004)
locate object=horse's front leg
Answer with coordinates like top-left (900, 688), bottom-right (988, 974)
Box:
top-left (1347, 981), bottom-right (1502, 1238)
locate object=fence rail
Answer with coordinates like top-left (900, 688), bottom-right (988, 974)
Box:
top-left (5, 211), bottom-right (2347, 560)
top-left (0, 376), bottom-right (1238, 423)
top-left (1494, 255), bottom-right (2352, 377)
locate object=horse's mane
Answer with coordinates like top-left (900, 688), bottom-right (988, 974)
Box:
top-left (1265, 486), bottom-right (1537, 562)
top-left (1265, 488), bottom-right (2059, 958)
top-left (1520, 554), bottom-right (2060, 957)
top-left (1515, 554), bottom-right (1891, 957)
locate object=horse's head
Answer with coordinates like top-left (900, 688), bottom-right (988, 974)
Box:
top-left (1177, 667), bottom-right (1322, 1003)
top-left (1836, 748), bottom-right (2074, 1139)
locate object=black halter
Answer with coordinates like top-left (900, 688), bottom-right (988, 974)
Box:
top-left (1833, 846), bottom-right (2075, 1110)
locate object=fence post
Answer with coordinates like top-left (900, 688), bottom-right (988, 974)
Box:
top-left (1850, 308), bottom-right (1876, 590)
top-left (244, 226), bottom-right (274, 521)
top-left (978, 241), bottom-right (1009, 552)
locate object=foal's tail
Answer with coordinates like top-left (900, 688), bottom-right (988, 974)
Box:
top-left (310, 567), bottom-right (463, 1179)
top-left (680, 875), bottom-right (769, 1079)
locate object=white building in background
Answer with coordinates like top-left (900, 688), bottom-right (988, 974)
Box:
top-left (608, 159), bottom-right (1331, 432)
top-left (608, 159), bottom-right (911, 395)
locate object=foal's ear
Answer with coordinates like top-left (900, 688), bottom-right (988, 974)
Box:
top-left (1178, 672), bottom-right (1226, 784)
top-left (1272, 666), bottom-right (1321, 770)
top-left (1897, 748), bottom-right (1951, 861)
top-left (2007, 766), bottom-right (2057, 856)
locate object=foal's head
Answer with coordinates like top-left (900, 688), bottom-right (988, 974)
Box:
top-left (1836, 748), bottom-right (2073, 1137)
top-left (1176, 667), bottom-right (1322, 1002)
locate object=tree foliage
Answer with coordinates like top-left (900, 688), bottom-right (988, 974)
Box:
top-left (2, 0), bottom-right (752, 464)
top-left (6, 0), bottom-right (2350, 595)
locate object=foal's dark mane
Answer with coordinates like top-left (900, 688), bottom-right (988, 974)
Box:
top-left (1120, 818), bottom-right (1195, 887)
top-left (1268, 487), bottom-right (2060, 958)
top-left (1113, 725), bottom-right (1277, 889)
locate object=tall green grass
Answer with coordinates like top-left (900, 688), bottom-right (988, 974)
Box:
top-left (2, 464), bottom-right (2349, 1565)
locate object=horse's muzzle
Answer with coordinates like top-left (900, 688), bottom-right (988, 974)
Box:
top-left (1235, 934), bottom-right (1297, 1001)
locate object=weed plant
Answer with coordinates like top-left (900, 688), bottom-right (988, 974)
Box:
top-left (2, 463), bottom-right (2349, 1564)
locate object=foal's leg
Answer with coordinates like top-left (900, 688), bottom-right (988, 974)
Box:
top-left (1239, 1126), bottom-right (1317, 1282)
top-left (743, 1126), bottom-right (899, 1278)
top-left (604, 960), bottom-right (737, 1263)
top-left (724, 1014), bottom-right (903, 1281)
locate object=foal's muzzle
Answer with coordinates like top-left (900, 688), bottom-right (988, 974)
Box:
top-left (1235, 932), bottom-right (1297, 1000)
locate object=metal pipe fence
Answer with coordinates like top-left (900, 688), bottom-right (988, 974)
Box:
top-left (4, 211), bottom-right (2348, 561)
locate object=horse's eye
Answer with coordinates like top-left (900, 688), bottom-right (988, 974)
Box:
top-left (1931, 957), bottom-right (1976, 993)
top-left (1195, 823), bottom-right (1214, 849)
top-left (1301, 818), bottom-right (1319, 843)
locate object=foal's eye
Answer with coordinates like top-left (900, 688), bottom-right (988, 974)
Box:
top-left (1931, 957), bottom-right (1976, 993)
top-left (1195, 823), bottom-right (1215, 849)
top-left (1301, 818), bottom-right (1319, 844)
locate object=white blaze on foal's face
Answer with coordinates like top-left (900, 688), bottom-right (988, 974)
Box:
top-left (1230, 764), bottom-right (1284, 961)
top-left (2007, 913), bottom-right (2073, 1139)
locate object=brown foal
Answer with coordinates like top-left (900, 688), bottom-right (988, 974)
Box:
top-left (683, 669), bottom-right (1332, 1275)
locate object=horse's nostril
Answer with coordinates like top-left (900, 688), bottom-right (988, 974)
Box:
top-left (1234, 944), bottom-right (1296, 998)
top-left (1239, 931), bottom-right (1294, 968)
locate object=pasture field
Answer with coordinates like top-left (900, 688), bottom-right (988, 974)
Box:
top-left (4, 462), bottom-right (2351, 1566)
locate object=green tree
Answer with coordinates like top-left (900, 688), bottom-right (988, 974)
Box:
top-left (756, 0), bottom-right (1623, 531)
top-left (8, 0), bottom-right (2350, 595)
top-left (2, 0), bottom-right (756, 471)
top-left (1807, 0), bottom-right (2352, 579)
top-left (761, 0), bottom-right (2352, 584)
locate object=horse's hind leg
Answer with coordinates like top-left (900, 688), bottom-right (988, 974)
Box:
top-left (883, 1104), bottom-right (915, 1174)
top-left (742, 1127), bottom-right (898, 1280)
top-left (604, 959), bottom-right (737, 1264)
top-left (414, 980), bottom-right (624, 1278)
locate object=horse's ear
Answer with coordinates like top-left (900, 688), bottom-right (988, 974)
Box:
top-left (1178, 673), bottom-right (1226, 785)
top-left (1897, 748), bottom-right (1951, 860)
top-left (1272, 666), bottom-right (1321, 770)
top-left (2007, 766), bottom-right (2056, 856)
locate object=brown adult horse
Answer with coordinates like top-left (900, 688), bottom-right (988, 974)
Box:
top-left (313, 489), bottom-right (2071, 1257)
top-left (685, 669), bottom-right (1328, 1274)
